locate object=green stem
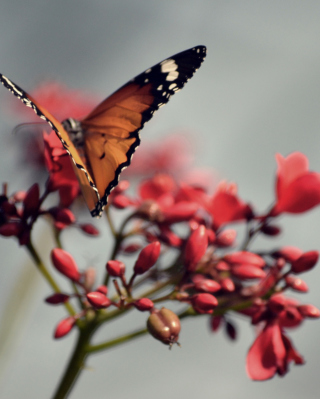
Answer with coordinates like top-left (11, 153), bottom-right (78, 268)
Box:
top-left (52, 323), bottom-right (96, 399)
top-left (26, 241), bottom-right (76, 316)
top-left (88, 328), bottom-right (148, 353)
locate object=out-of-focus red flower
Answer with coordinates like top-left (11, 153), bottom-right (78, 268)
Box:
top-left (271, 152), bottom-right (320, 216)
top-left (246, 320), bottom-right (304, 380)
top-left (44, 132), bottom-right (80, 208)
top-left (207, 182), bottom-right (253, 228)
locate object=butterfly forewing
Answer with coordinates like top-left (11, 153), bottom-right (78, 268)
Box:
top-left (0, 45), bottom-right (206, 218)
top-left (81, 46), bottom-right (207, 214)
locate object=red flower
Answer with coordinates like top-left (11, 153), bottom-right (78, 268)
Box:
top-left (44, 132), bottom-right (80, 208)
top-left (271, 152), bottom-right (320, 215)
top-left (246, 320), bottom-right (304, 380)
top-left (207, 182), bottom-right (252, 228)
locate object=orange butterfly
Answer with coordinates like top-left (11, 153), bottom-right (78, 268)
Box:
top-left (0, 46), bottom-right (206, 217)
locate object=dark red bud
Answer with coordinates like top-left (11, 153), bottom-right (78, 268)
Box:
top-left (268, 294), bottom-right (286, 313)
top-left (0, 222), bottom-right (22, 237)
top-left (87, 292), bottom-right (111, 309)
top-left (291, 251), bottom-right (319, 274)
top-left (226, 321), bottom-right (237, 340)
top-left (147, 308), bottom-right (181, 345)
top-left (184, 225), bottom-right (208, 272)
top-left (261, 224), bottom-right (281, 236)
top-left (133, 298), bottom-right (154, 311)
top-left (50, 207), bottom-right (76, 225)
top-left (23, 183), bottom-right (40, 218)
top-left (210, 316), bottom-right (223, 332)
top-left (106, 260), bottom-right (126, 277)
top-left (134, 241), bottom-right (161, 275)
top-left (191, 293), bottom-right (218, 314)
top-left (79, 223), bottom-right (100, 236)
top-left (54, 317), bottom-right (76, 339)
top-left (51, 248), bottom-right (81, 281)
top-left (298, 304), bottom-right (320, 318)
top-left (45, 293), bottom-right (70, 305)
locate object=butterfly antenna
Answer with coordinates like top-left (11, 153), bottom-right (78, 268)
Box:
top-left (12, 121), bottom-right (49, 135)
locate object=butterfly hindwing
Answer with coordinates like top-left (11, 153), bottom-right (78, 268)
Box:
top-left (81, 45), bottom-right (207, 214)
top-left (0, 45), bottom-right (206, 218)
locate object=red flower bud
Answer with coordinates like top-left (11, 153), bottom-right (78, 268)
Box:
top-left (194, 278), bottom-right (221, 293)
top-left (112, 194), bottom-right (132, 209)
top-left (191, 293), bottom-right (218, 314)
top-left (291, 251), bottom-right (319, 274)
top-left (121, 243), bottom-right (141, 254)
top-left (184, 225), bottom-right (208, 272)
top-left (147, 308), bottom-right (181, 345)
top-left (210, 315), bottom-right (223, 332)
top-left (273, 246), bottom-right (303, 262)
top-left (268, 294), bottom-right (286, 314)
top-left (106, 260), bottom-right (126, 277)
top-left (87, 292), bottom-right (112, 308)
top-left (260, 224), bottom-right (281, 236)
top-left (51, 248), bottom-right (81, 281)
top-left (50, 207), bottom-right (76, 225)
top-left (133, 298), bottom-right (154, 311)
top-left (220, 278), bottom-right (235, 292)
top-left (226, 321), bottom-right (237, 340)
top-left (96, 285), bottom-right (108, 295)
top-left (231, 265), bottom-right (266, 280)
top-left (79, 223), bottom-right (100, 236)
top-left (23, 183), bottom-right (40, 218)
top-left (285, 276), bottom-right (309, 292)
top-left (134, 241), bottom-right (161, 275)
top-left (45, 293), bottom-right (70, 305)
top-left (54, 317), bottom-right (76, 339)
top-left (215, 229), bottom-right (237, 247)
top-left (224, 251), bottom-right (265, 268)
top-left (298, 304), bottom-right (320, 318)
top-left (0, 222), bottom-right (22, 237)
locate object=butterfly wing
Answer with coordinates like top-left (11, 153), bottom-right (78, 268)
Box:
top-left (80, 45), bottom-right (207, 216)
top-left (0, 73), bottom-right (101, 213)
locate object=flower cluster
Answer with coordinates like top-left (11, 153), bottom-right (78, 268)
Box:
top-left (1, 83), bottom-right (320, 390)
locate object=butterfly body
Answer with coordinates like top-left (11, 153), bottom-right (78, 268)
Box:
top-left (1, 46), bottom-right (206, 217)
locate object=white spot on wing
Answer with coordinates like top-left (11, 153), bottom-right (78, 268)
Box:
top-left (160, 58), bottom-right (179, 81)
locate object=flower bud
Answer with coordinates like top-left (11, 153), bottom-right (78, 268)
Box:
top-left (215, 229), bottom-right (236, 247)
top-left (122, 243), bottom-right (141, 254)
top-left (162, 202), bottom-right (198, 224)
top-left (49, 207), bottom-right (76, 225)
top-left (106, 260), bottom-right (126, 277)
top-left (79, 224), bottom-right (100, 236)
top-left (184, 225), bottom-right (208, 272)
top-left (298, 304), bottom-right (320, 318)
top-left (224, 251), bottom-right (265, 268)
top-left (87, 292), bottom-right (111, 309)
top-left (194, 278), bottom-right (221, 293)
top-left (285, 276), bottom-right (309, 292)
top-left (45, 293), bottom-right (70, 305)
top-left (54, 317), bottom-right (76, 339)
top-left (260, 224), bottom-right (281, 236)
top-left (51, 248), bottom-right (81, 281)
top-left (220, 278), bottom-right (235, 292)
top-left (134, 241), bottom-right (161, 275)
top-left (268, 294), bottom-right (286, 314)
top-left (226, 321), bottom-right (237, 340)
top-left (23, 183), bottom-right (40, 218)
top-left (147, 308), bottom-right (180, 345)
top-left (0, 222), bottom-right (22, 237)
top-left (133, 298), bottom-right (154, 311)
top-left (82, 267), bottom-right (96, 292)
top-left (191, 293), bottom-right (218, 314)
top-left (230, 265), bottom-right (266, 280)
top-left (96, 285), bottom-right (108, 295)
top-left (112, 194), bottom-right (132, 209)
top-left (291, 251), bottom-right (319, 274)
top-left (210, 315), bottom-right (223, 332)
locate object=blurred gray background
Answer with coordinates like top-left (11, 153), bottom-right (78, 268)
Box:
top-left (1, 1), bottom-right (320, 398)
